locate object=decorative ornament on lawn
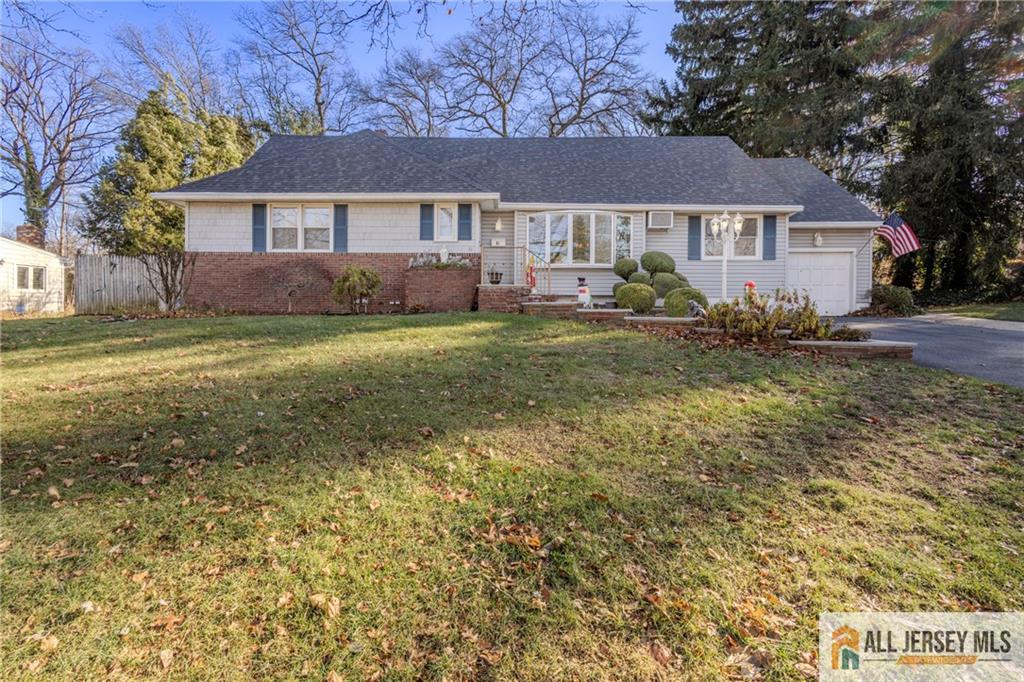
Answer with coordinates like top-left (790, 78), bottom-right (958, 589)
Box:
top-left (577, 276), bottom-right (593, 309)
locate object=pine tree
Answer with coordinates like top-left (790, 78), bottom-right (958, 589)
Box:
top-left (877, 1), bottom-right (1024, 291)
top-left (647, 1), bottom-right (883, 193)
top-left (83, 80), bottom-right (255, 306)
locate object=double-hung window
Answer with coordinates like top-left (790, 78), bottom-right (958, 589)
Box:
top-left (435, 204), bottom-right (457, 241)
top-left (16, 265), bottom-right (45, 290)
top-left (527, 212), bottom-right (632, 266)
top-left (270, 204), bottom-right (332, 251)
top-left (702, 215), bottom-right (761, 259)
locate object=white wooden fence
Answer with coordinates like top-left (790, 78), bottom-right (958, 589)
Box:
top-left (74, 254), bottom-right (160, 314)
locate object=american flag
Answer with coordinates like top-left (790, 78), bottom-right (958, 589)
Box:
top-left (877, 212), bottom-right (921, 257)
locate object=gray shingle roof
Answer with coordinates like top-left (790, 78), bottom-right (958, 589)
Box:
top-left (755, 158), bottom-right (879, 223)
top-left (164, 131), bottom-right (878, 221)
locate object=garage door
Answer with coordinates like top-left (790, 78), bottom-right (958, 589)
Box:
top-left (786, 251), bottom-right (853, 316)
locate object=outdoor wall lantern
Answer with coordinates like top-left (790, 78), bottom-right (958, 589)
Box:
top-left (494, 218), bottom-right (503, 232)
top-left (708, 211), bottom-right (744, 302)
top-left (813, 232), bottom-right (824, 247)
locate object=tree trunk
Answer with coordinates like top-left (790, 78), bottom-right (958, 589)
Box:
top-left (921, 242), bottom-right (937, 292)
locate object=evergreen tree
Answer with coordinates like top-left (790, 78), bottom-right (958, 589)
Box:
top-left (647, 1), bottom-right (883, 193)
top-left (877, 1), bottom-right (1024, 290)
top-left (83, 81), bottom-right (255, 306)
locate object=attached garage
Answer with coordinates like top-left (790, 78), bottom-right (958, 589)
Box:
top-left (786, 249), bottom-right (856, 316)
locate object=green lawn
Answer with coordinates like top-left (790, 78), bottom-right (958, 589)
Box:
top-left (2, 314), bottom-right (1023, 680)
top-left (929, 301), bottom-right (1024, 322)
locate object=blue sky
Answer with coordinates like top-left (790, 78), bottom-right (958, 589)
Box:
top-left (2, 1), bottom-right (680, 231)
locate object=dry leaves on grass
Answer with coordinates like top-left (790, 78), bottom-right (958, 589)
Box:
top-left (158, 649), bottom-right (174, 669)
top-left (649, 640), bottom-right (672, 667)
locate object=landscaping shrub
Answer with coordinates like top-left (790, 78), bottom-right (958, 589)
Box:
top-left (628, 272), bottom-right (651, 285)
top-left (612, 281), bottom-right (627, 297)
top-left (870, 285), bottom-right (918, 316)
top-left (664, 287), bottom-right (709, 317)
top-left (332, 266), bottom-right (382, 313)
top-left (615, 283), bottom-right (657, 314)
top-left (613, 257), bottom-right (639, 280)
top-left (640, 250), bottom-right (676, 274)
top-left (776, 290), bottom-right (832, 340)
top-left (830, 325), bottom-right (871, 341)
top-left (673, 272), bottom-right (690, 286)
top-left (652, 272), bottom-right (686, 298)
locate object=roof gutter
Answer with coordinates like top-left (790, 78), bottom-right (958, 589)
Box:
top-left (789, 220), bottom-right (881, 228)
top-left (498, 202), bottom-right (804, 215)
top-left (151, 191), bottom-right (503, 209)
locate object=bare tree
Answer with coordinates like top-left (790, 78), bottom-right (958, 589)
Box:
top-left (442, 2), bottom-right (648, 137)
top-left (1, 33), bottom-right (118, 249)
top-left (538, 6), bottom-right (649, 136)
top-left (442, 3), bottom-right (548, 137)
top-left (232, 0), bottom-right (359, 134)
top-left (357, 49), bottom-right (452, 136)
top-left (109, 12), bottom-right (225, 115)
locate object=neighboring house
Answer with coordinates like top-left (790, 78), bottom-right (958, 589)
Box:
top-left (0, 226), bottom-right (67, 314)
top-left (153, 131), bottom-right (881, 315)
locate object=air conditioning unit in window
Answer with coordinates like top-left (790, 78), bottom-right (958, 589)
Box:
top-left (647, 211), bottom-right (673, 230)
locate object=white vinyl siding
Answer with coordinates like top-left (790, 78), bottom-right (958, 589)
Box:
top-left (186, 202), bottom-right (252, 252)
top-left (645, 213), bottom-right (788, 301)
top-left (789, 228), bottom-right (873, 306)
top-left (0, 238), bottom-right (65, 313)
top-left (481, 211), bottom-right (514, 284)
top-left (186, 202), bottom-right (480, 253)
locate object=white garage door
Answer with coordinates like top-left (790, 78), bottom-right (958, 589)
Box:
top-left (786, 251), bottom-right (853, 316)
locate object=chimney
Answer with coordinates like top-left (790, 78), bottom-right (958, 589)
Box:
top-left (15, 223), bottom-right (44, 249)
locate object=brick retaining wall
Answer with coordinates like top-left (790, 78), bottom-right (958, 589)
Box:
top-left (478, 285), bottom-right (532, 313)
top-left (186, 252), bottom-right (480, 314)
top-left (405, 267), bottom-right (479, 312)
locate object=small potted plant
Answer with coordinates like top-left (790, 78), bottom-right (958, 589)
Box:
top-left (487, 268), bottom-right (503, 285)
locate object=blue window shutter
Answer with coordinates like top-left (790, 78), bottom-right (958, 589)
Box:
top-left (333, 205), bottom-right (348, 253)
top-left (763, 215), bottom-right (777, 260)
top-left (687, 216), bottom-right (701, 260)
top-left (457, 204), bottom-right (472, 240)
top-left (252, 204), bottom-right (266, 252)
top-left (420, 204), bottom-right (434, 240)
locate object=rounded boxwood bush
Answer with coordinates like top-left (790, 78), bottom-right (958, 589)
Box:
top-left (615, 283), bottom-right (657, 314)
top-left (653, 272), bottom-right (686, 298)
top-left (612, 281), bottom-right (627, 297)
top-left (640, 250), bottom-right (676, 274)
top-left (627, 271), bottom-right (651, 285)
top-left (613, 257), bottom-right (639, 281)
top-left (664, 287), bottom-right (709, 317)
top-left (673, 271), bottom-right (690, 286)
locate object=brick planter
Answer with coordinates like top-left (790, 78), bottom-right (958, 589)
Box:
top-left (186, 252), bottom-right (480, 314)
top-left (405, 266), bottom-right (479, 313)
top-left (478, 285), bottom-right (532, 313)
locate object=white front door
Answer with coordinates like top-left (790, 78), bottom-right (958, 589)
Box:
top-left (786, 251), bottom-right (854, 316)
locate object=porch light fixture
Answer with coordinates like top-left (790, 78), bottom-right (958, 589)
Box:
top-left (708, 211), bottom-right (745, 302)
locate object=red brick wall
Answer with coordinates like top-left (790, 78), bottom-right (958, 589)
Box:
top-left (186, 252), bottom-right (480, 314)
top-left (406, 267), bottom-right (479, 312)
top-left (478, 285), bottom-right (532, 313)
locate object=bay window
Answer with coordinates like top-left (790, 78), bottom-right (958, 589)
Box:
top-left (527, 211), bottom-right (632, 266)
top-left (270, 204), bottom-right (332, 251)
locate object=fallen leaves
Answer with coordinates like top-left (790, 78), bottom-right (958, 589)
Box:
top-left (39, 635), bottom-right (59, 652)
top-left (158, 649), bottom-right (174, 669)
top-left (277, 592), bottom-right (293, 608)
top-left (649, 640), bottom-right (672, 667)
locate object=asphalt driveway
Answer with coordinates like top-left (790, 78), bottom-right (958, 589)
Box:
top-left (834, 314), bottom-right (1024, 388)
